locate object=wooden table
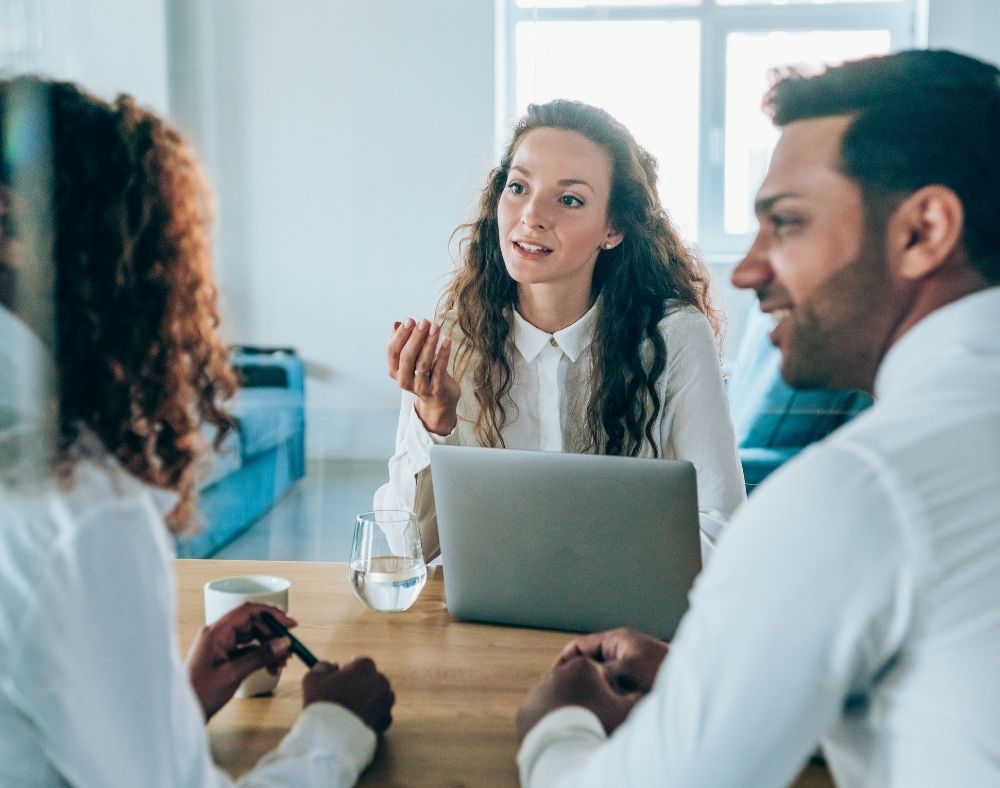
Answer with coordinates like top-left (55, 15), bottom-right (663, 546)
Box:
top-left (175, 559), bottom-right (833, 787)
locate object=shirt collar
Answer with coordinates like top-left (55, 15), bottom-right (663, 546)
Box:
top-left (874, 286), bottom-right (1000, 400)
top-left (512, 298), bottom-right (600, 364)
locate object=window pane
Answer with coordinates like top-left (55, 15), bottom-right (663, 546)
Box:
top-left (515, 20), bottom-right (701, 240)
top-left (723, 30), bottom-right (891, 235)
top-left (718, 0), bottom-right (899, 5)
top-left (517, 1), bottom-right (698, 7)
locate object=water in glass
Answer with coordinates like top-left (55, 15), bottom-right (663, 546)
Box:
top-left (350, 510), bottom-right (426, 612)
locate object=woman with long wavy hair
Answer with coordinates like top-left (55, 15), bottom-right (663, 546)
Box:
top-left (0, 76), bottom-right (392, 786)
top-left (377, 100), bottom-right (745, 561)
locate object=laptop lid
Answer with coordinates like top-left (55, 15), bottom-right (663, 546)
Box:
top-left (430, 445), bottom-right (701, 640)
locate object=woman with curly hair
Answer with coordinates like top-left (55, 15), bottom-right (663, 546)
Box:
top-left (0, 77), bottom-right (392, 786)
top-left (377, 99), bottom-right (745, 561)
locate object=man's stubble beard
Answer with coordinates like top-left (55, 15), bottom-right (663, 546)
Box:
top-left (779, 235), bottom-right (892, 393)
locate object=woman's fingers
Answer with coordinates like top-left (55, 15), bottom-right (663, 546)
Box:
top-left (434, 337), bottom-right (451, 380)
top-left (396, 319), bottom-right (432, 391)
top-left (387, 318), bottom-right (415, 377)
top-left (413, 324), bottom-right (440, 394)
top-left (428, 337), bottom-right (452, 396)
top-left (388, 319), bottom-right (452, 401)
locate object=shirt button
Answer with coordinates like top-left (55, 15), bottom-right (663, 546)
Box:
top-left (549, 336), bottom-right (559, 348)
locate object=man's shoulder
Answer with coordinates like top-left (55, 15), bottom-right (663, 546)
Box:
top-left (743, 422), bottom-right (897, 524)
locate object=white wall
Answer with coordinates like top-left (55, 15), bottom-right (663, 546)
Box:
top-left (927, 0), bottom-right (1000, 64)
top-left (172, 1), bottom-right (495, 460)
top-left (33, 0), bottom-right (169, 111)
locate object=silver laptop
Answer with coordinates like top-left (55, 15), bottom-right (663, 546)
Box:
top-left (430, 445), bottom-right (702, 640)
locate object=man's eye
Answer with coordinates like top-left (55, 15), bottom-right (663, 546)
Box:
top-left (771, 215), bottom-right (802, 234)
top-left (560, 195), bottom-right (583, 207)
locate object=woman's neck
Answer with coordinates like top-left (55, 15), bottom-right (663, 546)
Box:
top-left (516, 280), bottom-right (595, 334)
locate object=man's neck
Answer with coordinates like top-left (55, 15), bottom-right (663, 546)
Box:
top-left (886, 266), bottom-right (989, 353)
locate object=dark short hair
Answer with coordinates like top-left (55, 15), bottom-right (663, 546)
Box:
top-left (765, 49), bottom-right (1000, 284)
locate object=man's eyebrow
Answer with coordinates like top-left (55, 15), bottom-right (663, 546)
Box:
top-left (754, 192), bottom-right (803, 216)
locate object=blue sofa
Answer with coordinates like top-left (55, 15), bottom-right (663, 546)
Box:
top-left (174, 348), bottom-right (306, 558)
top-left (728, 309), bottom-right (872, 493)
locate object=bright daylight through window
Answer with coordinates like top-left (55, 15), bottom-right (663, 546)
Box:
top-left (501, 0), bottom-right (917, 257)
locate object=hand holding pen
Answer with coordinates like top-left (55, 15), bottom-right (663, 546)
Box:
top-left (259, 609), bottom-right (395, 732)
top-left (260, 610), bottom-right (318, 666)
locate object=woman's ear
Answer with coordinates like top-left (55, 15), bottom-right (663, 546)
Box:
top-left (887, 185), bottom-right (964, 282)
top-left (602, 226), bottom-right (624, 251)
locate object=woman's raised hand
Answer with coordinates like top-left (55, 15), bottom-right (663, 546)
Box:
top-left (387, 318), bottom-right (460, 436)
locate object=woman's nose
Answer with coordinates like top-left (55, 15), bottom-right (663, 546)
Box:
top-left (521, 195), bottom-right (549, 230)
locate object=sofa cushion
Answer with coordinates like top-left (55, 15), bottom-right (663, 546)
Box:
top-left (198, 427), bottom-right (242, 488)
top-left (234, 388), bottom-right (303, 459)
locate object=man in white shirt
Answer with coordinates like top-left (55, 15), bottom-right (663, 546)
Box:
top-left (516, 49), bottom-right (1000, 787)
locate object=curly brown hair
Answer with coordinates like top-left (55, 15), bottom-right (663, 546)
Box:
top-left (442, 100), bottom-right (720, 456)
top-left (0, 77), bottom-right (235, 532)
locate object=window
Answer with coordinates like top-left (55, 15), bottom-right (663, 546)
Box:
top-left (0, 0), bottom-right (42, 72)
top-left (499, 0), bottom-right (917, 257)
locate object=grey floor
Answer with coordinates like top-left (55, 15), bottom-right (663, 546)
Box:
top-left (211, 460), bottom-right (388, 561)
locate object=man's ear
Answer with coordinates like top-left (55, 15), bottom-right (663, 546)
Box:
top-left (887, 185), bottom-right (964, 282)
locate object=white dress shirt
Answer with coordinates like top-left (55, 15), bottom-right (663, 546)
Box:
top-left (518, 287), bottom-right (1000, 787)
top-left (0, 306), bottom-right (375, 787)
top-left (375, 300), bottom-right (746, 561)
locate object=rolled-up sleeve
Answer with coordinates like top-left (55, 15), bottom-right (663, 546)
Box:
top-left (373, 392), bottom-right (458, 560)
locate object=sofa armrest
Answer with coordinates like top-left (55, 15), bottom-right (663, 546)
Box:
top-left (231, 347), bottom-right (305, 393)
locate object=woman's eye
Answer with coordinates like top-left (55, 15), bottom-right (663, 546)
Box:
top-left (560, 194), bottom-right (584, 207)
top-left (506, 182), bottom-right (525, 195)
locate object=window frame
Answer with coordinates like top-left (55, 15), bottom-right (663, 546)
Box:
top-left (498, 0), bottom-right (919, 259)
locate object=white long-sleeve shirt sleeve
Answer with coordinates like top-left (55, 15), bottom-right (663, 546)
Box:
top-left (373, 391), bottom-right (458, 559)
top-left (519, 442), bottom-right (912, 787)
top-left (655, 308), bottom-right (746, 556)
top-left (0, 463), bottom-right (375, 788)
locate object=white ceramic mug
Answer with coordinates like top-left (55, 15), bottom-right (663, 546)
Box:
top-left (203, 575), bottom-right (290, 697)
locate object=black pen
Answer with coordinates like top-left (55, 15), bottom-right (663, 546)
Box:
top-left (260, 610), bottom-right (318, 668)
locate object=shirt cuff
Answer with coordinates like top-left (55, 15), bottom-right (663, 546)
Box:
top-left (517, 706), bottom-right (607, 788)
top-left (258, 702), bottom-right (377, 784)
top-left (405, 402), bottom-right (458, 451)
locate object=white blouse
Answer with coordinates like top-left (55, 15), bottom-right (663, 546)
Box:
top-left (374, 300), bottom-right (746, 561)
top-left (0, 305), bottom-right (375, 787)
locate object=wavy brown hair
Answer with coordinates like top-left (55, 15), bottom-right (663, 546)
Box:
top-left (0, 77), bottom-right (235, 532)
top-left (442, 100), bottom-right (719, 456)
